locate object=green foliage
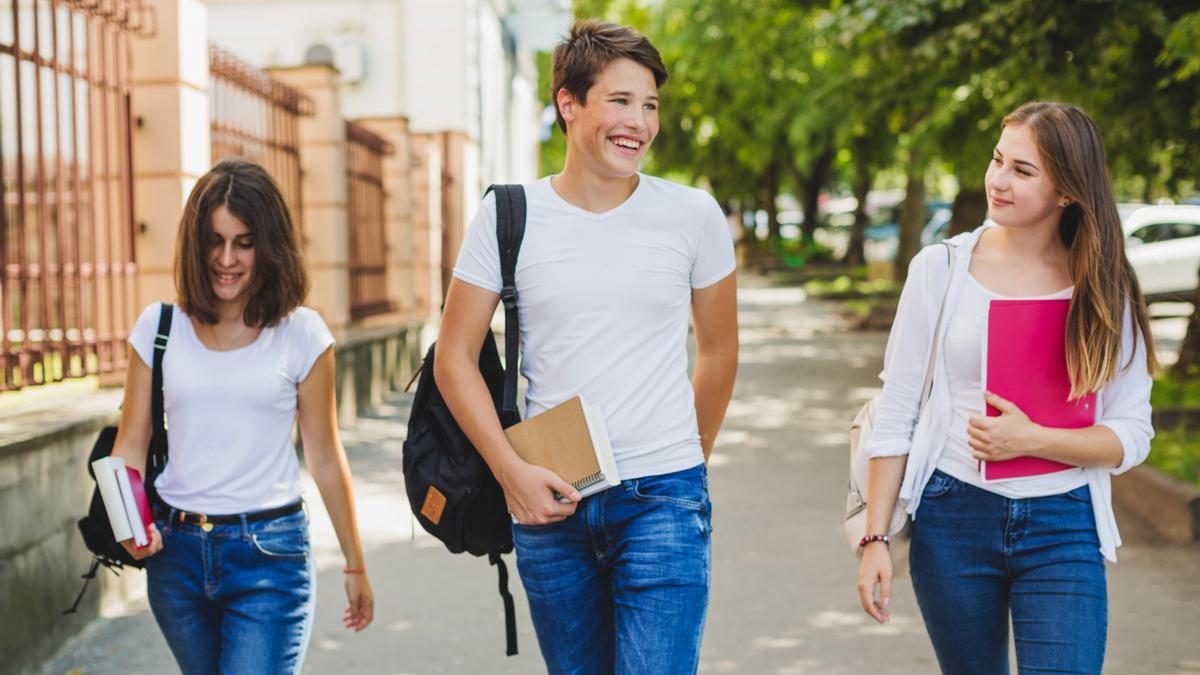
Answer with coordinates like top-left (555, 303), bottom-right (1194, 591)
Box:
top-left (803, 275), bottom-right (898, 299)
top-left (1146, 427), bottom-right (1200, 487)
top-left (1150, 373), bottom-right (1200, 408)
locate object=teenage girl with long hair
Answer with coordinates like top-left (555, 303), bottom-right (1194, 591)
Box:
top-left (857, 101), bottom-right (1155, 673)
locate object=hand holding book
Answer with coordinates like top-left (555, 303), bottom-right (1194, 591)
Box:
top-left (497, 460), bottom-right (581, 526)
top-left (967, 391), bottom-right (1046, 463)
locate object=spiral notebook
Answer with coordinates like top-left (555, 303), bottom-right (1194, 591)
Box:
top-left (503, 395), bottom-right (620, 498)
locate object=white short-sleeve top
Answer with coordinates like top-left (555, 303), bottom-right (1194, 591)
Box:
top-left (128, 302), bottom-right (335, 514)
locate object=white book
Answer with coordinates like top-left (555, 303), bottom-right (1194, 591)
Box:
top-left (114, 464), bottom-right (149, 547)
top-left (91, 456), bottom-right (133, 542)
top-left (578, 400), bottom-right (620, 498)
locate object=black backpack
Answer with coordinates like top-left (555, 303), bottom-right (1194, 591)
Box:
top-left (402, 184), bottom-right (525, 656)
top-left (66, 303), bottom-right (173, 614)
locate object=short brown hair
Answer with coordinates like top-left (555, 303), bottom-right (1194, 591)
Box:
top-left (175, 158), bottom-right (309, 327)
top-left (551, 20), bottom-right (668, 134)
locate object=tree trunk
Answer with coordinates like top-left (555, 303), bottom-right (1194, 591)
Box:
top-left (843, 134), bottom-right (872, 267)
top-left (949, 186), bottom-right (988, 237)
top-left (1173, 268), bottom-right (1200, 379)
top-left (797, 146), bottom-right (835, 244)
top-left (762, 163), bottom-right (781, 244)
top-left (896, 154), bottom-right (925, 282)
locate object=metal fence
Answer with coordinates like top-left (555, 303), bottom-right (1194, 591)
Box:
top-left (345, 120), bottom-right (392, 320)
top-left (209, 44), bottom-right (312, 231)
top-left (0, 1), bottom-right (150, 391)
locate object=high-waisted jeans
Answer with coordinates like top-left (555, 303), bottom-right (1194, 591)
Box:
top-left (910, 470), bottom-right (1107, 675)
top-left (146, 505), bottom-right (315, 675)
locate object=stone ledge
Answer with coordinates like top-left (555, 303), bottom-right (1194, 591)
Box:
top-left (0, 390), bottom-right (123, 461)
top-left (1112, 465), bottom-right (1200, 544)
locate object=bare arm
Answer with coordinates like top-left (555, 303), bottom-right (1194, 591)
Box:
top-left (112, 351), bottom-right (164, 558)
top-left (690, 274), bottom-right (738, 460)
top-left (298, 348), bottom-right (373, 631)
top-left (111, 352), bottom-right (153, 474)
top-left (433, 279), bottom-right (580, 525)
top-left (857, 455), bottom-right (906, 624)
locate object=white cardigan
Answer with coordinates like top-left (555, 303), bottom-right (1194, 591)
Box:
top-left (864, 225), bottom-right (1154, 562)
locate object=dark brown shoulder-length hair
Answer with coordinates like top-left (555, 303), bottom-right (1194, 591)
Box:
top-left (175, 158), bottom-right (308, 327)
top-left (1002, 101), bottom-right (1157, 397)
top-left (551, 19), bottom-right (668, 134)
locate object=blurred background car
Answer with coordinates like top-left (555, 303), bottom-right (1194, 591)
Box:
top-left (1124, 205), bottom-right (1200, 302)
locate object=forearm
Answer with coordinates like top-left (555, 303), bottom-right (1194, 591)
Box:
top-left (865, 456), bottom-right (906, 535)
top-left (1029, 424), bottom-right (1123, 469)
top-left (692, 349), bottom-right (737, 459)
top-left (435, 352), bottom-right (525, 482)
top-left (308, 448), bottom-right (365, 568)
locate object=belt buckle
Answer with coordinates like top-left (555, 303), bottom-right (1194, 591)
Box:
top-left (180, 510), bottom-right (214, 532)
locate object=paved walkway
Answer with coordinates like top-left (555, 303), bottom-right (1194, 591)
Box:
top-left (36, 282), bottom-right (1200, 674)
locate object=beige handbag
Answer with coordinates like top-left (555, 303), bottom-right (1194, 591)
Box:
top-left (844, 244), bottom-right (954, 577)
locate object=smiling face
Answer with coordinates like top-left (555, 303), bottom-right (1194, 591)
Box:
top-left (985, 123), bottom-right (1070, 230)
top-left (558, 57), bottom-right (660, 179)
top-left (207, 205), bottom-right (255, 305)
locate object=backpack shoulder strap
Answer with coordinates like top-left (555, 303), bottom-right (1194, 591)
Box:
top-left (919, 244), bottom-right (955, 410)
top-left (484, 184), bottom-right (526, 420)
top-left (149, 304), bottom-right (174, 475)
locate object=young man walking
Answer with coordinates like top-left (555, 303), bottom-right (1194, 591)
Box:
top-left (434, 20), bottom-right (738, 674)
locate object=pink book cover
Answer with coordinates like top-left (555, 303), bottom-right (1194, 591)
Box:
top-left (982, 298), bottom-right (1096, 481)
top-left (124, 467), bottom-right (154, 546)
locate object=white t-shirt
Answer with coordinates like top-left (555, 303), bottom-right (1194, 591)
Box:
top-left (938, 274), bottom-right (1087, 497)
top-left (128, 302), bottom-right (335, 514)
top-left (453, 174), bottom-right (736, 480)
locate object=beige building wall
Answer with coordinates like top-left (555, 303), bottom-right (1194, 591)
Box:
top-left (131, 0), bottom-right (212, 307)
top-left (269, 65), bottom-right (351, 332)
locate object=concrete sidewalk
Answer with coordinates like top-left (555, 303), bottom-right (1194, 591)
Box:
top-left (35, 283), bottom-right (1200, 674)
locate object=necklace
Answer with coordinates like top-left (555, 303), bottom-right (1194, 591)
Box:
top-left (207, 321), bottom-right (250, 351)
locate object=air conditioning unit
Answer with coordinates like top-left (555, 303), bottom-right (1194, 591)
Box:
top-left (302, 34), bottom-right (366, 84)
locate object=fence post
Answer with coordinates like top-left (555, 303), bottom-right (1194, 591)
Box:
top-left (131, 0), bottom-right (212, 306)
top-left (268, 65), bottom-right (351, 332)
top-left (357, 117), bottom-right (415, 321)
top-left (408, 133), bottom-right (445, 320)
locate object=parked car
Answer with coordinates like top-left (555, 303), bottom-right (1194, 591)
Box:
top-left (1123, 205), bottom-right (1200, 302)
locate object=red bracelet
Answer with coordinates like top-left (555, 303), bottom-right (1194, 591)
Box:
top-left (342, 566), bottom-right (366, 574)
top-left (858, 534), bottom-right (890, 549)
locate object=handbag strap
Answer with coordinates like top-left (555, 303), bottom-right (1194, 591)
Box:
top-left (147, 304), bottom-right (174, 482)
top-left (485, 184), bottom-right (526, 421)
top-left (917, 244), bottom-right (955, 416)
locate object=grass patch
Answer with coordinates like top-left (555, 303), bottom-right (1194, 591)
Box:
top-left (804, 275), bottom-right (899, 300)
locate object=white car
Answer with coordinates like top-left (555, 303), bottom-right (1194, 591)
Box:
top-left (1123, 205), bottom-right (1200, 302)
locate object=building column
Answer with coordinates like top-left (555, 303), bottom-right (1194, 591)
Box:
top-left (409, 133), bottom-right (444, 319)
top-left (130, 0), bottom-right (211, 306)
top-left (357, 116), bottom-right (415, 323)
top-left (268, 65), bottom-right (351, 332)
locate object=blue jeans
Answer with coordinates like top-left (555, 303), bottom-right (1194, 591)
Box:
top-left (145, 505), bottom-right (315, 675)
top-left (910, 470), bottom-right (1107, 675)
top-left (512, 464), bottom-right (712, 675)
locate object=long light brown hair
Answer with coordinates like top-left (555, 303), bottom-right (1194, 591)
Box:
top-left (1002, 102), bottom-right (1157, 397)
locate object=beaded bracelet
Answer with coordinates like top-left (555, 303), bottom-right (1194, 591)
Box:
top-left (858, 534), bottom-right (890, 549)
top-left (343, 567), bottom-right (366, 574)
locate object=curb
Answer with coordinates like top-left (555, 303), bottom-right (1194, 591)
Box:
top-left (1111, 465), bottom-right (1200, 543)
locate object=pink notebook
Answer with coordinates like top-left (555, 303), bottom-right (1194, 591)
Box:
top-left (982, 298), bottom-right (1095, 481)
